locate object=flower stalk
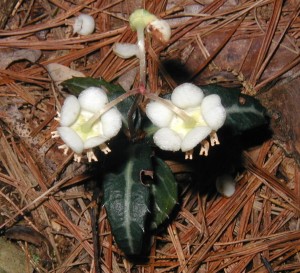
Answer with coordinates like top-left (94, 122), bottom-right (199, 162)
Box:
top-left (113, 9), bottom-right (171, 90)
top-left (136, 25), bottom-right (147, 87)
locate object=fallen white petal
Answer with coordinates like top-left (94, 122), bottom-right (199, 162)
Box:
top-left (60, 95), bottom-right (81, 126)
top-left (73, 14), bottom-right (95, 35)
top-left (101, 108), bottom-right (122, 138)
top-left (181, 126), bottom-right (211, 152)
top-left (153, 128), bottom-right (181, 151)
top-left (171, 83), bottom-right (204, 109)
top-left (146, 101), bottom-right (174, 128)
top-left (78, 87), bottom-right (108, 113)
top-left (216, 174), bottom-right (236, 197)
top-left (113, 43), bottom-right (139, 59)
top-left (58, 127), bottom-right (84, 154)
top-left (84, 136), bottom-right (107, 149)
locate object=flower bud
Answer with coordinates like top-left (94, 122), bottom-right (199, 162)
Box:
top-left (129, 9), bottom-right (157, 31)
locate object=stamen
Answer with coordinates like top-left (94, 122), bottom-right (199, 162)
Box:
top-left (51, 131), bottom-right (60, 138)
top-left (58, 144), bottom-right (69, 155)
top-left (100, 143), bottom-right (111, 154)
top-left (185, 150), bottom-right (193, 160)
top-left (74, 154), bottom-right (82, 163)
top-left (210, 131), bottom-right (220, 146)
top-left (54, 111), bottom-right (61, 122)
top-left (199, 140), bottom-right (210, 156)
top-left (87, 150), bottom-right (98, 162)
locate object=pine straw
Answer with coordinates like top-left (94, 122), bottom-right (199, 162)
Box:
top-left (0, 0), bottom-right (299, 272)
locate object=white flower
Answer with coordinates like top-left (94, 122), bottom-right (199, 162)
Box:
top-left (146, 83), bottom-right (226, 159)
top-left (52, 87), bottom-right (122, 162)
top-left (73, 14), bottom-right (95, 35)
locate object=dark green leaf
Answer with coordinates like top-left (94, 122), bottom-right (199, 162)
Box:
top-left (201, 85), bottom-right (268, 134)
top-left (103, 143), bottom-right (152, 256)
top-left (61, 77), bottom-right (104, 95)
top-left (151, 157), bottom-right (177, 229)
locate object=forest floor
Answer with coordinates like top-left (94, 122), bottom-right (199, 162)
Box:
top-left (0, 0), bottom-right (299, 272)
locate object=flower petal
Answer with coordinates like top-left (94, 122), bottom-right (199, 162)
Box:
top-left (181, 126), bottom-right (211, 152)
top-left (101, 108), bottom-right (122, 138)
top-left (58, 127), bottom-right (84, 154)
top-left (147, 19), bottom-right (171, 43)
top-left (84, 136), bottom-right (107, 149)
top-left (201, 95), bottom-right (226, 130)
top-left (113, 43), bottom-right (139, 59)
top-left (171, 83), bottom-right (204, 109)
top-left (78, 87), bottom-right (108, 113)
top-left (153, 128), bottom-right (181, 151)
top-left (73, 14), bottom-right (95, 35)
top-left (60, 95), bottom-right (81, 126)
top-left (146, 101), bottom-right (174, 127)
top-left (201, 94), bottom-right (222, 109)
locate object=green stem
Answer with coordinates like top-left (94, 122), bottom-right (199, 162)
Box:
top-left (144, 92), bottom-right (197, 127)
top-left (81, 89), bottom-right (139, 133)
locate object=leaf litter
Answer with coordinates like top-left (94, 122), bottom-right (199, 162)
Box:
top-left (0, 0), bottom-right (299, 272)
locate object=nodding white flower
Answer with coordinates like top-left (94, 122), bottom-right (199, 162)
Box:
top-left (51, 87), bottom-right (122, 162)
top-left (73, 14), bottom-right (95, 35)
top-left (146, 83), bottom-right (226, 159)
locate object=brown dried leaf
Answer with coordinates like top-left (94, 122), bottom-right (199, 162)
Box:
top-left (0, 237), bottom-right (33, 273)
top-left (258, 76), bottom-right (300, 164)
top-left (0, 48), bottom-right (41, 69)
top-left (46, 63), bottom-right (85, 89)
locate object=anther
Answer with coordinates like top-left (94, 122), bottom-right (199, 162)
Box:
top-left (54, 111), bottom-right (61, 121)
top-left (74, 154), bottom-right (82, 163)
top-left (51, 131), bottom-right (60, 138)
top-left (210, 131), bottom-right (220, 146)
top-left (58, 144), bottom-right (69, 155)
top-left (87, 150), bottom-right (98, 162)
top-left (100, 143), bottom-right (111, 154)
top-left (200, 140), bottom-right (210, 156)
top-left (185, 150), bottom-right (193, 160)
